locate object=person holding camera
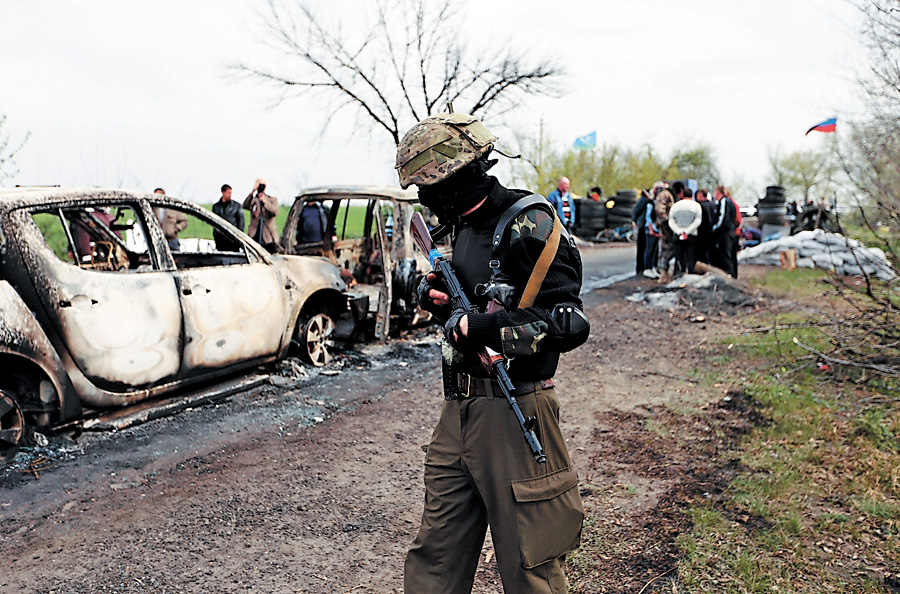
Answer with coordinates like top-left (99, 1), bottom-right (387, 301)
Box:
top-left (243, 177), bottom-right (279, 253)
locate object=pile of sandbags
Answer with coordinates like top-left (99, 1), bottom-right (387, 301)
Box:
top-left (738, 229), bottom-right (895, 280)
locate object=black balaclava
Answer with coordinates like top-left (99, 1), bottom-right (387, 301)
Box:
top-left (417, 155), bottom-right (498, 225)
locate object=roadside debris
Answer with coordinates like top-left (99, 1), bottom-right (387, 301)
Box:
top-left (83, 375), bottom-right (266, 432)
top-left (3, 436), bottom-right (83, 478)
top-left (738, 229), bottom-right (895, 280)
top-left (22, 457), bottom-right (53, 479)
top-left (627, 271), bottom-right (763, 315)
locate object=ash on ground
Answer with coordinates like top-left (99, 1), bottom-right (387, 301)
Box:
top-left (626, 273), bottom-right (765, 315)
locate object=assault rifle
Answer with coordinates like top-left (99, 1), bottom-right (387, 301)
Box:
top-left (410, 212), bottom-right (547, 464)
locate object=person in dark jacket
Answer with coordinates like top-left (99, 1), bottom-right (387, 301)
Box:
top-left (633, 188), bottom-right (651, 274)
top-left (212, 184), bottom-right (245, 251)
top-left (396, 112), bottom-right (589, 594)
top-left (695, 188), bottom-right (716, 265)
top-left (710, 184), bottom-right (738, 277)
top-left (295, 199), bottom-right (330, 244)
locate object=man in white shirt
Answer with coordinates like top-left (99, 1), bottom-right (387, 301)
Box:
top-left (668, 188), bottom-right (703, 275)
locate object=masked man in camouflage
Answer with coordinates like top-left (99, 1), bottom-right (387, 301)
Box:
top-left (396, 113), bottom-right (590, 594)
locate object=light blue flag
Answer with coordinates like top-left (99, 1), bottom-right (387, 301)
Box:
top-left (573, 131), bottom-right (596, 150)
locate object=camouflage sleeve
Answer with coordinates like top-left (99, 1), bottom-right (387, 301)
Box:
top-left (509, 206), bottom-right (555, 244)
top-left (466, 205), bottom-right (588, 356)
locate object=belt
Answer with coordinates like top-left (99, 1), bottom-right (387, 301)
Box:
top-left (452, 372), bottom-right (554, 400)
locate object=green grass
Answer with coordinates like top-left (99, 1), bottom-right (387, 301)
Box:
top-left (728, 313), bottom-right (832, 361)
top-left (184, 204), bottom-right (295, 241)
top-left (746, 267), bottom-right (831, 299)
top-left (185, 203), bottom-right (369, 242)
top-left (674, 270), bottom-right (900, 593)
top-left (30, 201), bottom-right (374, 257)
top-left (32, 212), bottom-right (70, 260)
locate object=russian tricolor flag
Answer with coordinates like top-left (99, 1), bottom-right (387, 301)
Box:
top-left (805, 117), bottom-right (837, 135)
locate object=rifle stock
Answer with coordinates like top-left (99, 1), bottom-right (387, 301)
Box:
top-left (410, 212), bottom-right (547, 464)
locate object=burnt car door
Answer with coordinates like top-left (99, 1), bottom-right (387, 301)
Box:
top-left (283, 196), bottom-right (392, 339)
top-left (153, 204), bottom-right (289, 371)
top-left (19, 201), bottom-right (183, 390)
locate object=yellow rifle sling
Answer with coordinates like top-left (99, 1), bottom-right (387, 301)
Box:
top-left (517, 214), bottom-right (562, 309)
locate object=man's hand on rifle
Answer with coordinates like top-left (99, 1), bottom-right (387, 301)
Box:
top-left (444, 308), bottom-right (469, 348)
top-left (420, 272), bottom-right (451, 307)
top-left (417, 272), bottom-right (468, 344)
top-left (417, 272), bottom-right (460, 324)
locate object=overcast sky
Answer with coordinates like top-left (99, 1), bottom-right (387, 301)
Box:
top-left (0, 0), bottom-right (865, 204)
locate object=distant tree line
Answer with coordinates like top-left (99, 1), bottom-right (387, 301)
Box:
top-left (509, 126), bottom-right (723, 199)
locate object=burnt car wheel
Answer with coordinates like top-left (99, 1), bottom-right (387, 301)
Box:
top-left (0, 390), bottom-right (26, 463)
top-left (299, 313), bottom-right (335, 367)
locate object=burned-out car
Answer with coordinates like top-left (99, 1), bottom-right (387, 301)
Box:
top-left (0, 187), bottom-right (360, 460)
top-left (279, 186), bottom-right (449, 339)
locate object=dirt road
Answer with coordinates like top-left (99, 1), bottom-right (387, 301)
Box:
top-left (1, 245), bottom-right (754, 593)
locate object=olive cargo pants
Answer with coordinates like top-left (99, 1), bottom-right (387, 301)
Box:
top-left (404, 386), bottom-right (583, 594)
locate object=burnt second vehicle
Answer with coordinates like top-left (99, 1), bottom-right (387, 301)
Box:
top-left (0, 187), bottom-right (362, 461)
top-left (280, 186), bottom-right (449, 340)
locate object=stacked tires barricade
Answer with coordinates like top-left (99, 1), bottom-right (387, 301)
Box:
top-left (575, 190), bottom-right (638, 242)
top-left (757, 185), bottom-right (786, 228)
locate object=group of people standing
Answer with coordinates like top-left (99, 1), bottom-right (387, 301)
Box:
top-left (634, 181), bottom-right (741, 280)
top-left (211, 177), bottom-right (279, 253)
top-left (151, 178), bottom-right (280, 253)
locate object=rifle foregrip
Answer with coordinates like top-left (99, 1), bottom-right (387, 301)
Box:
top-left (435, 259), bottom-right (473, 312)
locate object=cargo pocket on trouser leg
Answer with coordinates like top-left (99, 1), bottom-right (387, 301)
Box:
top-left (510, 465), bottom-right (584, 569)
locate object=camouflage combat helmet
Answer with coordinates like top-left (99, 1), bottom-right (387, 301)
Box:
top-left (395, 113), bottom-right (498, 189)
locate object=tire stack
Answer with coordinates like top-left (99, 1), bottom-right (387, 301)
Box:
top-left (605, 190), bottom-right (638, 227)
top-left (757, 185), bottom-right (786, 227)
top-left (575, 198), bottom-right (605, 237)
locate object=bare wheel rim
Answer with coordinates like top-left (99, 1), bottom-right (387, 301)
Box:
top-left (304, 313), bottom-right (335, 367)
top-left (0, 392), bottom-right (25, 462)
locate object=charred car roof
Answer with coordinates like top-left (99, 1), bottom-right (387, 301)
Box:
top-left (296, 185), bottom-right (419, 203)
top-left (0, 187), bottom-right (193, 211)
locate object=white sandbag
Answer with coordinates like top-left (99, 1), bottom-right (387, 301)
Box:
top-left (800, 240), bottom-right (829, 253)
top-left (739, 244), bottom-right (768, 259)
top-left (793, 230), bottom-right (819, 241)
top-left (865, 247), bottom-right (889, 263)
top-left (774, 236), bottom-right (803, 250)
top-left (853, 247), bottom-right (890, 266)
top-left (841, 264), bottom-right (865, 276)
top-left (818, 233), bottom-right (853, 247)
top-left (836, 251), bottom-right (865, 266)
top-left (752, 242), bottom-right (782, 256)
top-left (796, 257), bottom-right (816, 269)
top-left (810, 253), bottom-right (842, 270)
top-left (800, 244), bottom-right (829, 257)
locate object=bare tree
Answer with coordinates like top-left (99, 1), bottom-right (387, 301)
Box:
top-left (776, 1), bottom-right (900, 385)
top-left (838, 1), bottom-right (900, 239)
top-left (857, 0), bottom-right (900, 116)
top-left (0, 115), bottom-right (30, 185)
top-left (768, 147), bottom-right (832, 203)
top-left (232, 0), bottom-right (564, 145)
top-left (668, 143), bottom-right (721, 191)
